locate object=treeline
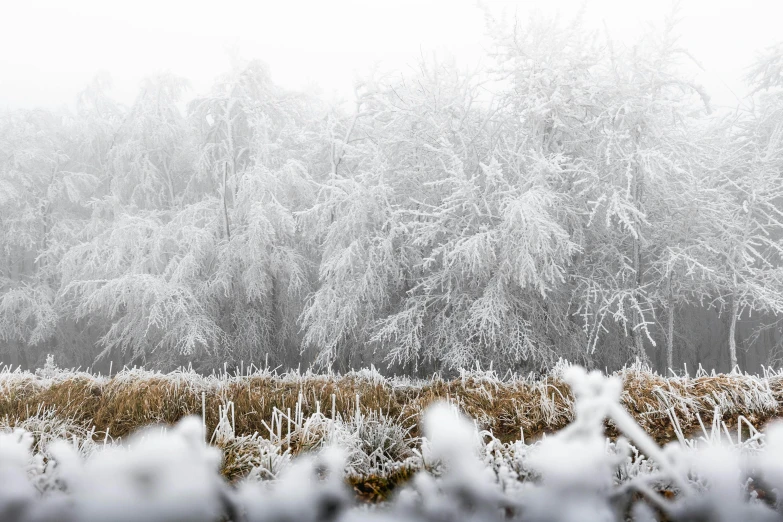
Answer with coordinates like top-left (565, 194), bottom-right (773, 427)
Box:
top-left (2, 12), bottom-right (783, 375)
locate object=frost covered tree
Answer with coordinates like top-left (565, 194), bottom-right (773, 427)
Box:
top-left (0, 90), bottom-right (111, 366)
top-left (57, 63), bottom-right (326, 369)
top-left (484, 10), bottom-right (716, 370)
top-left (107, 73), bottom-right (194, 209)
top-left (702, 45), bottom-right (783, 370)
top-left (584, 17), bottom-right (712, 367)
top-left (299, 58), bottom-right (579, 373)
top-left (4, 14), bottom-right (783, 376)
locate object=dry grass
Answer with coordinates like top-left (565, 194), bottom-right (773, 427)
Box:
top-left (0, 364), bottom-right (578, 446)
top-left (3, 360), bottom-right (783, 495)
top-left (4, 360), bottom-right (783, 503)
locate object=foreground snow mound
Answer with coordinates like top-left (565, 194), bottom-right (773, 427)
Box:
top-left (2, 366), bottom-right (783, 521)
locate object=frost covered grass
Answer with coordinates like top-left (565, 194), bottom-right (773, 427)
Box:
top-left (2, 359), bottom-right (783, 448)
top-left (4, 365), bottom-right (783, 520)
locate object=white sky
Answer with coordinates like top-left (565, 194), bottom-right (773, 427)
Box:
top-left (1, 0), bottom-right (781, 111)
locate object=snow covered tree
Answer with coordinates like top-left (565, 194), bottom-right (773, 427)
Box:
top-left (0, 100), bottom-right (105, 366)
top-left (58, 64), bottom-right (325, 369)
top-left (299, 57), bottom-right (580, 372)
top-left (697, 48), bottom-right (783, 370)
top-left (485, 9), bottom-right (714, 369)
top-left (5, 14), bottom-right (783, 376)
top-left (107, 73), bottom-right (194, 209)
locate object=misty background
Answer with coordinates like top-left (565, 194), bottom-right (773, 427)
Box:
top-left (2, 0), bottom-right (781, 110)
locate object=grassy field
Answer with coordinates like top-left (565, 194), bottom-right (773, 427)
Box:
top-left (2, 359), bottom-right (783, 500)
top-left (4, 361), bottom-right (783, 520)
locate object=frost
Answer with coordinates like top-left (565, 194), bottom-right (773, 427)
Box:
top-left (1, 367), bottom-right (783, 520)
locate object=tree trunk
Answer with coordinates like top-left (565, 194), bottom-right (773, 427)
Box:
top-left (225, 102), bottom-right (236, 199)
top-left (729, 296), bottom-right (739, 371)
top-left (667, 307), bottom-right (675, 373)
top-left (667, 274), bottom-right (674, 372)
top-left (222, 162), bottom-right (231, 241)
top-left (162, 157), bottom-right (176, 208)
top-left (631, 136), bottom-right (649, 366)
top-left (632, 321), bottom-right (646, 363)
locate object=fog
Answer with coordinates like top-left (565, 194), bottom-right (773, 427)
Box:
top-left (2, 0), bottom-right (781, 110)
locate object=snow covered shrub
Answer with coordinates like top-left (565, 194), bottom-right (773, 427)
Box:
top-left (236, 448), bottom-right (351, 522)
top-left (395, 402), bottom-right (511, 522)
top-left (55, 417), bottom-right (227, 522)
top-left (0, 417), bottom-right (226, 521)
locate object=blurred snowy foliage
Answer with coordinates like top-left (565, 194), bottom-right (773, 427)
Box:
top-left (2, 367), bottom-right (783, 520)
